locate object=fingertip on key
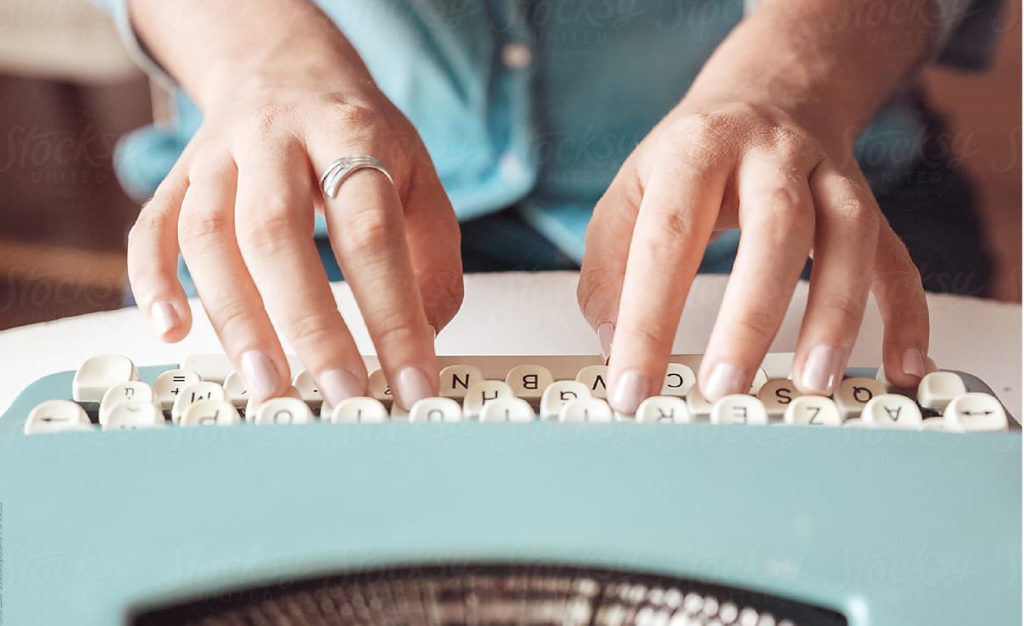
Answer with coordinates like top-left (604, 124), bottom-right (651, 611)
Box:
top-left (701, 361), bottom-right (747, 403)
top-left (609, 369), bottom-right (649, 415)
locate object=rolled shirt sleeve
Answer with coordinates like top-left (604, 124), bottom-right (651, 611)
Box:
top-left (743, 0), bottom-right (1005, 70)
top-left (90, 0), bottom-right (178, 90)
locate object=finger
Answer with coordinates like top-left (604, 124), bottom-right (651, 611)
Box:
top-left (607, 154), bottom-right (728, 414)
top-left (177, 158), bottom-right (291, 402)
top-left (127, 168), bottom-right (193, 342)
top-left (872, 220), bottom-right (930, 387)
top-left (792, 161), bottom-right (880, 395)
top-left (307, 143), bottom-right (438, 410)
top-left (401, 160), bottom-right (464, 333)
top-left (698, 153), bottom-right (815, 401)
top-left (233, 140), bottom-right (368, 406)
top-left (577, 163), bottom-right (642, 360)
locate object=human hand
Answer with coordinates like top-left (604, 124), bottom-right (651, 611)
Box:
top-left (128, 78), bottom-right (463, 410)
top-left (578, 101), bottom-right (929, 414)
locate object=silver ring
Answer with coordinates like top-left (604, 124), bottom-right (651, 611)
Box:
top-left (319, 155), bottom-right (394, 198)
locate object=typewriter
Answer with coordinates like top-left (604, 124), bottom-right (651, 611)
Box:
top-left (0, 352), bottom-right (1019, 625)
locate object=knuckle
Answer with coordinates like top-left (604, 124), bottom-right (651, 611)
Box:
top-left (207, 301), bottom-right (252, 345)
top-left (178, 208), bottom-right (232, 249)
top-left (332, 101), bottom-right (379, 131)
top-left (285, 311), bottom-right (341, 349)
top-left (339, 207), bottom-right (394, 256)
top-left (729, 308), bottom-right (778, 345)
top-left (826, 191), bottom-right (879, 233)
top-left (373, 309), bottom-right (427, 350)
top-left (237, 197), bottom-right (304, 257)
top-left (247, 104), bottom-right (287, 136)
top-left (823, 291), bottom-right (865, 327)
top-left (648, 206), bottom-right (694, 242)
top-left (665, 113), bottom-right (727, 150)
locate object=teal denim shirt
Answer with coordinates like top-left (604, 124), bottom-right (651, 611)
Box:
top-left (98, 0), bottom-right (1002, 282)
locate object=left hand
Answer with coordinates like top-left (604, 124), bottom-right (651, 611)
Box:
top-left (578, 101), bottom-right (929, 414)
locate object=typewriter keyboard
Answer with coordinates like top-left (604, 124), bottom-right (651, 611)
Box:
top-left (21, 353), bottom-right (1013, 434)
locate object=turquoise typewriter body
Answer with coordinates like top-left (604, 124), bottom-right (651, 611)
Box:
top-left (0, 364), bottom-right (1019, 625)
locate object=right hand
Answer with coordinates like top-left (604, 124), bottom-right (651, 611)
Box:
top-left (127, 79), bottom-right (463, 410)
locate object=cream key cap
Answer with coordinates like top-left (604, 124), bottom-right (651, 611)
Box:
top-left (660, 364), bottom-right (696, 397)
top-left (222, 371), bottom-right (249, 408)
top-left (409, 397), bottom-right (463, 422)
top-left (462, 380), bottom-right (514, 418)
top-left (25, 400), bottom-right (92, 434)
top-left (368, 369), bottom-right (394, 403)
top-left (710, 395), bottom-right (768, 425)
top-left (331, 397), bottom-right (388, 423)
top-left (99, 381), bottom-right (154, 426)
top-left (505, 365), bottom-right (553, 400)
top-left (943, 393), bottom-right (1008, 432)
top-left (153, 369), bottom-right (202, 410)
top-left (749, 367), bottom-right (768, 394)
top-left (921, 416), bottom-right (964, 433)
top-left (758, 379), bottom-right (800, 419)
top-left (540, 381), bottom-right (590, 419)
top-left (834, 377), bottom-right (887, 419)
top-left (292, 370), bottom-right (323, 409)
top-left (180, 400), bottom-right (241, 427)
top-left (685, 388), bottom-right (713, 419)
top-left (253, 397), bottom-right (313, 425)
top-left (575, 365), bottom-right (609, 399)
top-left (72, 354), bottom-right (140, 403)
top-left (104, 401), bottom-right (165, 430)
top-left (635, 396), bottom-right (691, 424)
top-left (917, 372), bottom-right (967, 411)
top-left (439, 365), bottom-right (483, 399)
top-left (244, 386), bottom-right (302, 422)
top-left (860, 394), bottom-right (922, 430)
top-left (558, 397), bottom-right (612, 422)
top-left (479, 397), bottom-right (534, 422)
top-left (784, 395), bottom-right (842, 426)
top-left (172, 382), bottom-right (227, 424)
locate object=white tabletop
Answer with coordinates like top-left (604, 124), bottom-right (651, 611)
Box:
top-left (1, 272), bottom-right (1019, 416)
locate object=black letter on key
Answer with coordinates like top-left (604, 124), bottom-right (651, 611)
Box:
top-left (523, 374), bottom-right (538, 390)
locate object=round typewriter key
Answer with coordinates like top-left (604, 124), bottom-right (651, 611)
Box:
top-left (331, 397), bottom-right (388, 423)
top-left (635, 396), bottom-right (691, 423)
top-left (180, 399), bottom-right (240, 427)
top-left (25, 400), bottom-right (92, 435)
top-left (253, 396), bottom-right (313, 425)
top-left (104, 401), bottom-right (164, 430)
top-left (860, 394), bottom-right (921, 430)
top-left (409, 397), bottom-right (462, 422)
top-left (479, 397), bottom-right (534, 422)
top-left (783, 395), bottom-right (841, 426)
top-left (710, 395), bottom-right (768, 425)
top-left (558, 397), bottom-right (612, 422)
top-left (943, 392), bottom-right (1008, 431)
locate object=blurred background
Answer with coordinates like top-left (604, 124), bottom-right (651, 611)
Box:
top-left (0, 0), bottom-right (1020, 330)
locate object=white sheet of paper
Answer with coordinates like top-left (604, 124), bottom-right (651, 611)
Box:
top-left (0, 272), bottom-right (1019, 416)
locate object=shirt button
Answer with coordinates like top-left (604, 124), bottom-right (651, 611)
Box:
top-left (498, 152), bottom-right (528, 183)
top-left (501, 43), bottom-right (533, 69)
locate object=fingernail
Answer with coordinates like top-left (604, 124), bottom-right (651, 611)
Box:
top-left (240, 350), bottom-right (281, 401)
top-left (902, 348), bottom-right (926, 378)
top-left (609, 369), bottom-right (649, 415)
top-left (318, 368), bottom-right (363, 406)
top-left (798, 344), bottom-right (843, 395)
top-left (702, 362), bottom-right (746, 402)
top-left (150, 301), bottom-right (179, 337)
top-left (395, 366), bottom-right (434, 410)
top-left (597, 322), bottom-right (614, 362)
